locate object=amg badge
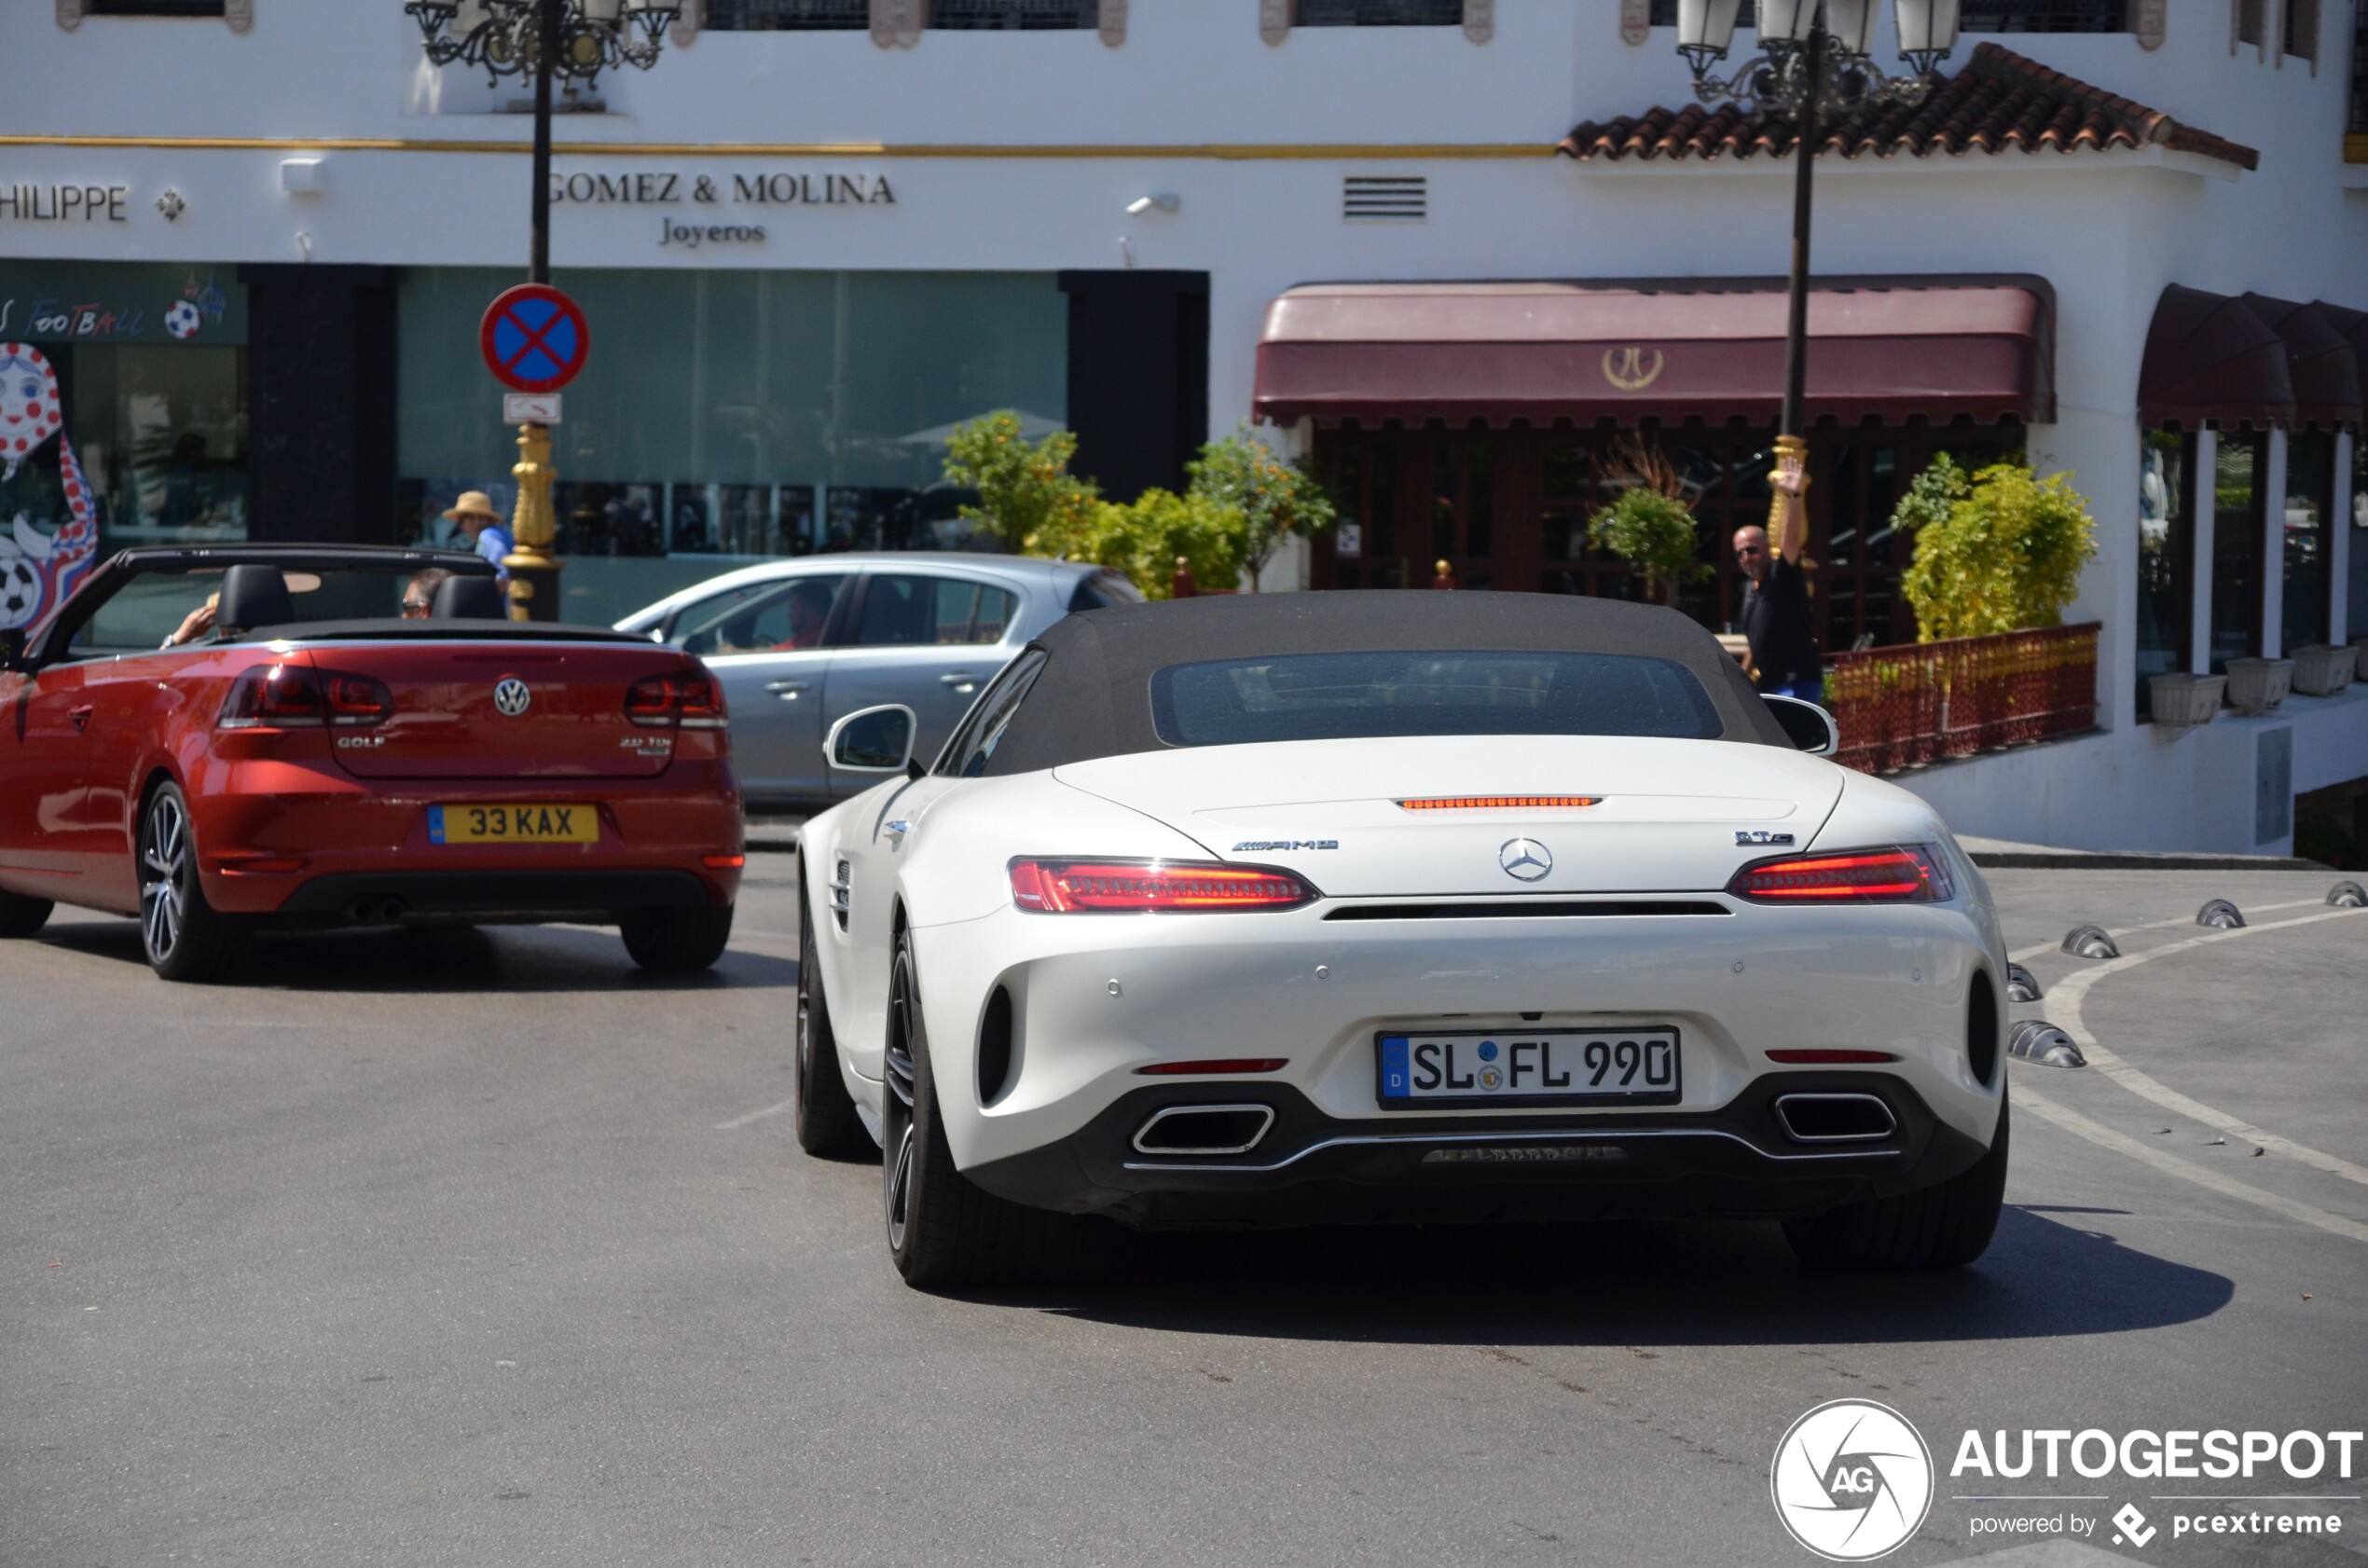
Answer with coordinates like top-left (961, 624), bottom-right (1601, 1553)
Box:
top-left (1735, 831), bottom-right (1796, 846)
top-left (1232, 840), bottom-right (1338, 852)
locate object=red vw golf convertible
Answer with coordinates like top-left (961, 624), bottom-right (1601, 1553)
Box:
top-left (0, 546), bottom-right (743, 981)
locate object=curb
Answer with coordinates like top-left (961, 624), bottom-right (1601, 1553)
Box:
top-left (1970, 850), bottom-right (2327, 872)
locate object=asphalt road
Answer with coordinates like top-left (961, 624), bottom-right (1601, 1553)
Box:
top-left (3, 859), bottom-right (2363, 1568)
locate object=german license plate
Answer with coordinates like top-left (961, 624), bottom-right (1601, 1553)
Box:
top-left (1377, 1027), bottom-right (1682, 1109)
top-left (427, 803), bottom-right (598, 845)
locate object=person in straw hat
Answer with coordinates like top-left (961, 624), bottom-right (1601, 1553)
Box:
top-left (443, 490), bottom-right (515, 592)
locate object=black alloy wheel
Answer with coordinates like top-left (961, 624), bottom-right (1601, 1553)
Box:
top-left (794, 882), bottom-right (874, 1160)
top-left (881, 927), bottom-right (1082, 1289)
top-left (137, 782), bottom-right (248, 983)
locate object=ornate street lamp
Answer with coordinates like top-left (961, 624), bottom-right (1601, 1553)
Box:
top-left (408, 0), bottom-right (682, 618)
top-left (1673, 0), bottom-right (1962, 486)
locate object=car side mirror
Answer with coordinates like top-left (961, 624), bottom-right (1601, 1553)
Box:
top-left (826, 704), bottom-right (917, 773)
top-left (1763, 694), bottom-right (1839, 756)
top-left (0, 626), bottom-right (25, 674)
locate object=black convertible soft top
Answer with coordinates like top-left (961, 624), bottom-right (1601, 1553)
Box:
top-left (984, 590), bottom-right (1792, 775)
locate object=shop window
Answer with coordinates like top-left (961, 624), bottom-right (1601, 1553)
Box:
top-left (2235, 0), bottom-right (2266, 51)
top-left (2282, 430), bottom-right (2335, 651)
top-left (1297, 0), bottom-right (1463, 25)
top-left (933, 0), bottom-right (1099, 27)
top-left (397, 267), bottom-right (1062, 627)
top-left (1647, 2), bottom-right (1755, 24)
top-left (2352, 437), bottom-right (2368, 638)
top-left (706, 0), bottom-right (868, 27)
top-left (2209, 430), bottom-right (2267, 670)
top-left (2135, 430), bottom-right (2196, 718)
top-left (0, 262), bottom-right (248, 639)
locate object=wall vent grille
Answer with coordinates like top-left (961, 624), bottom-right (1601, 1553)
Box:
top-left (1344, 174), bottom-right (1426, 221)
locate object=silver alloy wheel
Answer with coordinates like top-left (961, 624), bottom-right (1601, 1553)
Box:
top-left (140, 791), bottom-right (189, 963)
top-left (885, 1122), bottom-right (916, 1252)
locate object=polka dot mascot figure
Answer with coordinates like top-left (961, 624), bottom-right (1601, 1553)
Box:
top-left (0, 341), bottom-right (99, 634)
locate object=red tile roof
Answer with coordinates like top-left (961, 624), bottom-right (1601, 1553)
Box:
top-left (1559, 42), bottom-right (2259, 172)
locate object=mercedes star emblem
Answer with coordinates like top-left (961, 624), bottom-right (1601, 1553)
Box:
top-left (1498, 837), bottom-right (1552, 882)
top-left (492, 677), bottom-right (532, 718)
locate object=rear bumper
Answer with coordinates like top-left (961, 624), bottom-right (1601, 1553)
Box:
top-left (966, 1071), bottom-right (1989, 1229)
top-left (186, 760), bottom-right (741, 916)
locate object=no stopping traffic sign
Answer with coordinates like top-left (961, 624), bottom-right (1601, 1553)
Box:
top-left (480, 283), bottom-right (590, 394)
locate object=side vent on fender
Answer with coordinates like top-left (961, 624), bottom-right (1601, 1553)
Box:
top-left (977, 985), bottom-right (1015, 1107)
top-left (830, 859), bottom-right (852, 931)
top-left (1968, 970), bottom-right (2000, 1086)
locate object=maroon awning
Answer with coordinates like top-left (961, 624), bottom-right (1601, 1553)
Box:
top-left (2242, 295), bottom-right (2363, 431)
top-left (1251, 277), bottom-right (2055, 429)
top-left (2138, 286), bottom-right (2293, 430)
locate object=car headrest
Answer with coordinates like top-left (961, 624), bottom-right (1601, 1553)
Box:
top-left (216, 564), bottom-right (296, 633)
top-left (432, 574), bottom-right (509, 620)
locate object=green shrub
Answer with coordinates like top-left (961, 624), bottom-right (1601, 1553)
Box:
top-left (1032, 488), bottom-right (1246, 601)
top-left (1186, 430), bottom-right (1336, 590)
top-left (1586, 488), bottom-right (1705, 606)
top-left (941, 411), bottom-right (1102, 554)
top-left (1898, 461), bottom-right (2097, 641)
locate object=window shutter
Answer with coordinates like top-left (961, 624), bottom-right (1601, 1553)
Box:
top-left (873, 0), bottom-right (924, 47)
top-left (2134, 0), bottom-right (2164, 48)
top-left (1462, 0), bottom-right (1491, 43)
top-left (1621, 0), bottom-right (1649, 45)
top-left (1260, 0), bottom-right (1289, 45)
top-left (1099, 0), bottom-right (1123, 45)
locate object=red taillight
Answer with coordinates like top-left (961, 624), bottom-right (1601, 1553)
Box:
top-left (219, 664), bottom-right (324, 728)
top-left (626, 669), bottom-right (728, 729)
top-left (1728, 846), bottom-right (1953, 904)
top-left (1135, 1058), bottom-right (1289, 1076)
top-left (1009, 859), bottom-right (1316, 914)
top-left (219, 664), bottom-right (392, 730)
top-left (1766, 1050), bottom-right (1900, 1065)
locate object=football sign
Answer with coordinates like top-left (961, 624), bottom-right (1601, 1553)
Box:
top-left (479, 283), bottom-right (589, 395)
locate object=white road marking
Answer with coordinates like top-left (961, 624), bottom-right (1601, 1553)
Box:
top-left (2044, 908), bottom-right (2368, 1189)
top-left (713, 1097), bottom-right (797, 1131)
top-left (2015, 1084), bottom-right (2368, 1245)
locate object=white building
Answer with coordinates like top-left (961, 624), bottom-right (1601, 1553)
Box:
top-left (4, 0), bottom-right (2364, 854)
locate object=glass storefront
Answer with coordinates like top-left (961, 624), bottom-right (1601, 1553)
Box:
top-left (2135, 429), bottom-right (2193, 717)
top-left (395, 267), bottom-right (1067, 626)
top-left (2353, 437), bottom-right (2368, 641)
top-left (2280, 429), bottom-right (2334, 653)
top-left (0, 261), bottom-right (248, 633)
top-left (2210, 431), bottom-right (2265, 671)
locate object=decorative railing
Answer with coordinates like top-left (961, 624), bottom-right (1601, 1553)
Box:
top-left (1824, 622), bottom-right (2100, 775)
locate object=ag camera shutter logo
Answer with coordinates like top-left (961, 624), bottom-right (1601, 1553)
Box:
top-left (1771, 1399), bottom-right (1934, 1561)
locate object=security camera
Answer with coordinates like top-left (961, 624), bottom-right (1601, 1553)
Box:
top-left (1126, 193), bottom-right (1181, 215)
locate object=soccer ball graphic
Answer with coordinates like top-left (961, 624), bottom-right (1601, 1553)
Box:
top-left (0, 553), bottom-right (40, 627)
top-left (165, 300), bottom-right (202, 341)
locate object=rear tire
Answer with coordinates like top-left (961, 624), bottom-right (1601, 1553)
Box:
top-left (0, 887), bottom-right (53, 938)
top-left (1783, 1093), bottom-right (2010, 1272)
top-left (794, 887), bottom-right (874, 1160)
top-left (138, 782), bottom-right (249, 983)
top-left (882, 928), bottom-right (1081, 1289)
top-left (621, 902), bottom-right (735, 971)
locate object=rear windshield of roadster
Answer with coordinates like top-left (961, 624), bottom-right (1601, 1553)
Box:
top-left (1149, 650), bottom-right (1725, 748)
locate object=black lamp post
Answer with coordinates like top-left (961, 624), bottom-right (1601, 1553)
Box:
top-left (1674, 0), bottom-right (1962, 488)
top-left (406, 0), bottom-right (682, 615)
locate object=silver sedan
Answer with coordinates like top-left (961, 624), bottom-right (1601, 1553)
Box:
top-left (617, 553), bottom-right (1139, 811)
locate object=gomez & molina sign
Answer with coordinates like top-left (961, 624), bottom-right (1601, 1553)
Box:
top-left (548, 170), bottom-right (895, 245)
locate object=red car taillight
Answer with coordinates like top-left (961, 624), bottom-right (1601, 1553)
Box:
top-left (1728, 846), bottom-right (1954, 904)
top-left (220, 665), bottom-right (392, 730)
top-left (626, 670), bottom-right (728, 730)
top-left (1008, 859), bottom-right (1316, 914)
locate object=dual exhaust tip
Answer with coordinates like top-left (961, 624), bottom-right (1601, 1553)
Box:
top-left (342, 896), bottom-right (410, 925)
top-left (1133, 1093), bottom-right (1898, 1158)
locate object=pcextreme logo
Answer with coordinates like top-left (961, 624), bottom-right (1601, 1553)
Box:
top-left (1771, 1400), bottom-right (1936, 1561)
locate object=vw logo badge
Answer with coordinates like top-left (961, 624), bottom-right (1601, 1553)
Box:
top-left (1498, 837), bottom-right (1552, 882)
top-left (492, 678), bottom-right (532, 718)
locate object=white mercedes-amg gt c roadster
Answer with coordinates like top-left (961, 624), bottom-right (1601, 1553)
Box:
top-left (794, 593), bottom-right (2010, 1288)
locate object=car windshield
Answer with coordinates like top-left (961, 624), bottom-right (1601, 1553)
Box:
top-left (1149, 650), bottom-right (1724, 748)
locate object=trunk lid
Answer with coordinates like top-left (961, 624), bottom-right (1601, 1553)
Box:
top-left (1053, 736), bottom-right (1843, 897)
top-left (310, 642), bottom-right (692, 781)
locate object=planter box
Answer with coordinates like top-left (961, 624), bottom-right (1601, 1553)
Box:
top-left (2291, 644), bottom-right (2356, 696)
top-left (2223, 657), bottom-right (2293, 714)
top-left (2149, 673), bottom-right (2226, 726)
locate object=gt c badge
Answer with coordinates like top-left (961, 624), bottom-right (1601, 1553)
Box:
top-left (1735, 831), bottom-right (1796, 846)
top-left (492, 678), bottom-right (531, 718)
top-left (1498, 838), bottom-right (1552, 882)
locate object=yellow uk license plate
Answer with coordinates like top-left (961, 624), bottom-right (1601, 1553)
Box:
top-left (428, 803), bottom-right (599, 845)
